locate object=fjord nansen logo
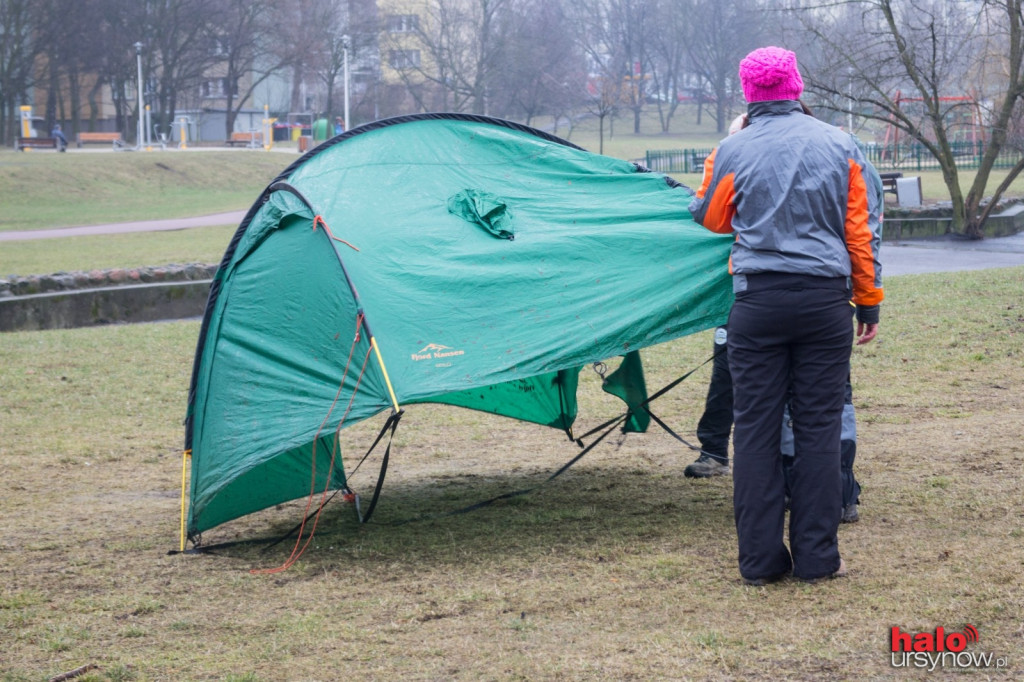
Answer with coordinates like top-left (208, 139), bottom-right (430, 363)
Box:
top-left (411, 343), bottom-right (465, 362)
top-left (890, 624), bottom-right (1006, 670)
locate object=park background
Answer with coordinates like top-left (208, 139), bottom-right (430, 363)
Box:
top-left (2, 98), bottom-right (1024, 680)
top-left (4, 0), bottom-right (1024, 678)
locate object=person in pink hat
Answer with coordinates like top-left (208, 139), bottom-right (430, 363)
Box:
top-left (688, 46), bottom-right (883, 585)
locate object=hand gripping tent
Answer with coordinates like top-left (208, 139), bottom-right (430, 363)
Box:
top-left (183, 114), bottom-right (733, 545)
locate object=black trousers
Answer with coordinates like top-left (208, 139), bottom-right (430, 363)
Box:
top-left (728, 274), bottom-right (852, 581)
top-left (696, 326), bottom-right (732, 462)
top-left (783, 380), bottom-right (861, 509)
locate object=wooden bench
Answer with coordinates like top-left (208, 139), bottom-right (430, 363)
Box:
top-left (17, 137), bottom-right (59, 151)
top-left (879, 172), bottom-right (903, 196)
top-left (690, 152), bottom-right (707, 173)
top-left (76, 131), bottom-right (124, 148)
top-left (226, 131), bottom-right (262, 147)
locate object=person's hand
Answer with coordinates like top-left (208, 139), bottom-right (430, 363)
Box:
top-left (856, 321), bottom-right (878, 345)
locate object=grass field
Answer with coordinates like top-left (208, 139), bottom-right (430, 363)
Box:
top-left (0, 150), bottom-right (287, 233)
top-left (1, 266), bottom-right (1022, 680)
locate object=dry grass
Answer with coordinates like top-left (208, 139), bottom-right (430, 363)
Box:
top-left (2, 270), bottom-right (1023, 680)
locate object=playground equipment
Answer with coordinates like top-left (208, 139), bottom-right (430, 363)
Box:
top-left (177, 116), bottom-right (193, 149)
top-left (20, 105), bottom-right (34, 138)
top-left (262, 104), bottom-right (276, 151)
top-left (880, 91), bottom-right (986, 165)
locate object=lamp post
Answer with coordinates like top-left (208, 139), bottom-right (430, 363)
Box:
top-left (847, 66), bottom-right (854, 132)
top-left (134, 42), bottom-right (145, 149)
top-left (341, 34), bottom-right (350, 132)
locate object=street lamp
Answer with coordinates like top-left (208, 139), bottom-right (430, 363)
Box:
top-left (134, 42), bottom-right (144, 149)
top-left (847, 66), bottom-right (854, 132)
top-left (341, 34), bottom-right (350, 132)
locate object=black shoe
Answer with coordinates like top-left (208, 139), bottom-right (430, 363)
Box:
top-left (800, 558), bottom-right (848, 584)
top-left (684, 454), bottom-right (729, 478)
top-left (743, 570), bottom-right (789, 587)
top-left (841, 503), bottom-right (859, 524)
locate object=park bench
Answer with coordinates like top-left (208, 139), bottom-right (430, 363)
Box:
top-left (226, 131), bottom-right (262, 147)
top-left (17, 137), bottom-right (60, 151)
top-left (691, 152), bottom-right (707, 173)
top-left (76, 131), bottom-right (124, 148)
top-left (879, 172), bottom-right (902, 196)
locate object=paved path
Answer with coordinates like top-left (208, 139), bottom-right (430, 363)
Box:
top-left (0, 211), bottom-right (247, 242)
top-left (4, 211), bottom-right (1024, 275)
top-left (881, 231), bottom-right (1024, 276)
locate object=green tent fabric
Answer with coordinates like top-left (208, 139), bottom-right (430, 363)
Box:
top-left (184, 113), bottom-right (733, 539)
top-left (600, 350), bottom-right (650, 434)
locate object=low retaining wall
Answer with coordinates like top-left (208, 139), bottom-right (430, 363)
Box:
top-left (0, 264), bottom-right (216, 333)
top-left (0, 280), bottom-right (212, 332)
top-left (884, 202), bottom-right (1024, 240)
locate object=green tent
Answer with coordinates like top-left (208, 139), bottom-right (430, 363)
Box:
top-left (184, 114), bottom-right (732, 542)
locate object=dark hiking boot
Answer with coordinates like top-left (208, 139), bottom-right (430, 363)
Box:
top-left (800, 558), bottom-right (848, 584)
top-left (743, 571), bottom-right (789, 587)
top-left (841, 503), bottom-right (859, 524)
top-left (684, 454), bottom-right (729, 478)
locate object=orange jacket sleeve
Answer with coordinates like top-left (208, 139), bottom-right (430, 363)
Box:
top-left (845, 159), bottom-right (884, 307)
top-left (691, 148), bottom-right (737, 234)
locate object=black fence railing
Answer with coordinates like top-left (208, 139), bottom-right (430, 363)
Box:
top-left (645, 141), bottom-right (1022, 174)
top-left (644, 148), bottom-right (715, 174)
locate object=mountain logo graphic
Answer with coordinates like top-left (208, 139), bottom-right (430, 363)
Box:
top-left (417, 343), bottom-right (452, 353)
top-left (411, 343), bottom-right (466, 362)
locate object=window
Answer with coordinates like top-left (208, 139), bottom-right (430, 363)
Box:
top-left (201, 80), bottom-right (224, 98)
top-left (389, 50), bottom-right (421, 69)
top-left (201, 78), bottom-right (237, 98)
top-left (210, 37), bottom-right (230, 57)
top-left (387, 14), bottom-right (419, 33)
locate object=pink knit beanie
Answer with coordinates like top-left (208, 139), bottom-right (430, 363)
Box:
top-left (739, 47), bottom-right (804, 103)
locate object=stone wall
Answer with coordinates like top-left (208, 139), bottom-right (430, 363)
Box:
top-left (0, 263), bottom-right (218, 298)
top-left (883, 199), bottom-right (1024, 240)
top-left (0, 264), bottom-right (218, 333)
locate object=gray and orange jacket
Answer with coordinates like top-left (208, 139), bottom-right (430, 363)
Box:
top-left (689, 100), bottom-right (883, 324)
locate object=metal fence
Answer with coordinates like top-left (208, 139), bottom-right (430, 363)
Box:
top-left (862, 141), bottom-right (1022, 172)
top-left (643, 148), bottom-right (715, 174)
top-left (645, 141), bottom-right (1022, 174)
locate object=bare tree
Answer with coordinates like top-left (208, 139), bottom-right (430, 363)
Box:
top-left (383, 0), bottom-right (513, 114)
top-left (788, 0), bottom-right (1024, 239)
top-left (681, 0), bottom-right (766, 133)
top-left (298, 0), bottom-right (352, 127)
top-left (208, 0), bottom-right (296, 138)
top-left (0, 0), bottom-right (38, 145)
top-left (566, 0), bottom-right (628, 152)
top-left (646, 0), bottom-right (689, 132)
top-left (491, 0), bottom-right (583, 125)
top-left (139, 0), bottom-right (221, 138)
top-left (608, 0), bottom-right (654, 134)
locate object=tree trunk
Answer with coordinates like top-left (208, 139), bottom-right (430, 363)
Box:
top-left (87, 79), bottom-right (102, 133)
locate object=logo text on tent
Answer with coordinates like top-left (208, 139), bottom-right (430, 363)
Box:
top-left (412, 343), bottom-right (465, 363)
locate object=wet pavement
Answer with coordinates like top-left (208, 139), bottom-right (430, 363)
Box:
top-left (881, 231), bottom-right (1024, 276)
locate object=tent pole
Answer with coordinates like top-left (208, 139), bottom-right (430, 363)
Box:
top-left (179, 449), bottom-right (191, 552)
top-left (370, 336), bottom-right (401, 412)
